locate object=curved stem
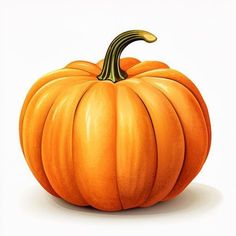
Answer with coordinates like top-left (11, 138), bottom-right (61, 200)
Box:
top-left (97, 30), bottom-right (157, 83)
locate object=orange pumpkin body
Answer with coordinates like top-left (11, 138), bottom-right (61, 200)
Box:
top-left (19, 31), bottom-right (211, 211)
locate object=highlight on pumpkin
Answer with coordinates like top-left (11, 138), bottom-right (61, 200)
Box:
top-left (19, 30), bottom-right (211, 211)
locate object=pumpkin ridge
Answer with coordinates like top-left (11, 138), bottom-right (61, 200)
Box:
top-left (33, 75), bottom-right (96, 95)
top-left (139, 79), bottom-right (187, 201)
top-left (21, 80), bottom-right (85, 196)
top-left (141, 76), bottom-right (210, 162)
top-left (34, 100), bottom-right (59, 196)
top-left (65, 60), bottom-right (101, 75)
top-left (49, 82), bottom-right (96, 204)
top-left (122, 84), bottom-right (158, 207)
top-left (39, 81), bottom-right (96, 199)
top-left (20, 76), bottom-right (93, 146)
top-left (19, 74), bottom-right (95, 149)
top-left (72, 81), bottom-right (123, 209)
top-left (124, 79), bottom-right (186, 206)
top-left (137, 70), bottom-right (211, 152)
top-left (114, 86), bottom-right (124, 210)
top-left (19, 68), bottom-right (91, 117)
top-left (131, 80), bottom-right (186, 204)
top-left (72, 83), bottom-right (122, 210)
top-left (41, 102), bottom-right (61, 196)
top-left (43, 68), bottom-right (91, 78)
top-left (71, 82), bottom-right (99, 206)
top-left (126, 61), bottom-right (169, 77)
top-left (142, 78), bottom-right (209, 201)
top-left (39, 92), bottom-right (69, 198)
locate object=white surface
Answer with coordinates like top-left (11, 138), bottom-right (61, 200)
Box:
top-left (0, 0), bottom-right (236, 235)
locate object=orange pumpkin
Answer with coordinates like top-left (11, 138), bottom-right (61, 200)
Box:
top-left (19, 30), bottom-right (211, 211)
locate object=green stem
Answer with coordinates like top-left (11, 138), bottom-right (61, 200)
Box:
top-left (97, 30), bottom-right (157, 83)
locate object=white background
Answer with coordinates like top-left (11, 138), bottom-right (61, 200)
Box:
top-left (1, 0), bottom-right (236, 235)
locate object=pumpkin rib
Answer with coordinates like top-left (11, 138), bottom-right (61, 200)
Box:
top-left (21, 80), bottom-right (81, 196)
top-left (19, 68), bottom-right (91, 123)
top-left (38, 100), bottom-right (63, 198)
top-left (140, 74), bottom-right (210, 159)
top-left (141, 77), bottom-right (209, 201)
top-left (122, 86), bottom-right (158, 207)
top-left (19, 73), bottom-right (94, 149)
top-left (65, 60), bottom-right (101, 75)
top-left (123, 79), bottom-right (185, 207)
top-left (72, 82), bottom-right (122, 211)
top-left (71, 82), bottom-right (101, 206)
top-left (22, 88), bottom-right (62, 196)
top-left (126, 61), bottom-right (169, 77)
top-left (41, 81), bottom-right (96, 205)
top-left (20, 76), bottom-right (95, 153)
top-left (39, 102), bottom-right (59, 196)
top-left (131, 92), bottom-right (158, 207)
top-left (114, 86), bottom-right (124, 210)
top-left (139, 78), bottom-right (187, 201)
top-left (22, 78), bottom-right (95, 198)
top-left (115, 85), bottom-right (157, 209)
top-left (119, 57), bottom-right (141, 71)
top-left (136, 69), bottom-right (211, 154)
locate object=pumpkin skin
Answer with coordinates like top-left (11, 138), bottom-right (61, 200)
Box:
top-left (19, 30), bottom-right (211, 211)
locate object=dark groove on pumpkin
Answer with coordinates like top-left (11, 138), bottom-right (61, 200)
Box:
top-left (138, 72), bottom-right (211, 157)
top-left (142, 75), bottom-right (210, 159)
top-left (22, 79), bottom-right (85, 196)
top-left (146, 79), bottom-right (208, 201)
top-left (124, 85), bottom-right (159, 207)
top-left (114, 86), bottom-right (124, 210)
top-left (140, 79), bottom-right (187, 201)
top-left (39, 83), bottom-right (82, 198)
top-left (40, 80), bottom-right (95, 200)
top-left (38, 97), bottom-right (61, 197)
top-left (20, 73), bottom-right (95, 150)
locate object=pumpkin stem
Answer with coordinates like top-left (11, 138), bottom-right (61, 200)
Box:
top-left (97, 30), bottom-right (157, 83)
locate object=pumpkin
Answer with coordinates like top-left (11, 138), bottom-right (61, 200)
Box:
top-left (19, 30), bottom-right (211, 211)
